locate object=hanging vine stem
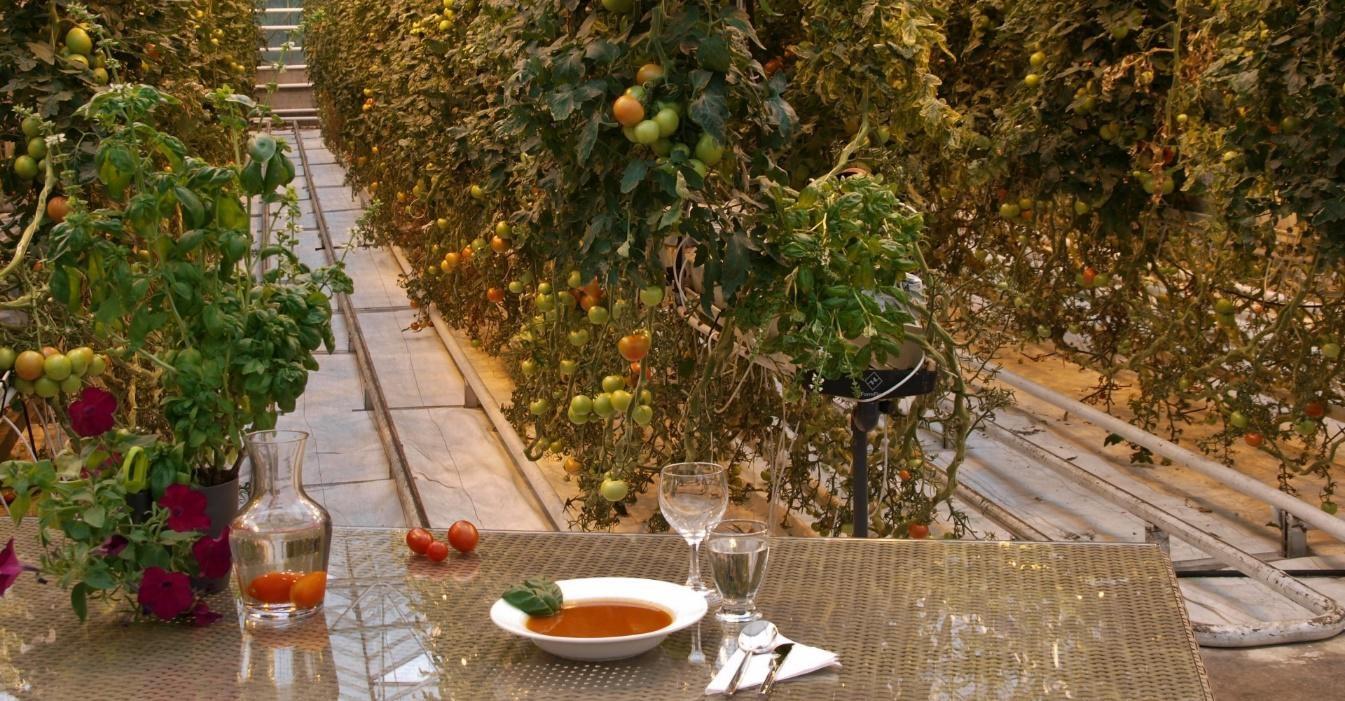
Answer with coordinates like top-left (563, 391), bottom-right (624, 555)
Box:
top-left (0, 160), bottom-right (58, 285)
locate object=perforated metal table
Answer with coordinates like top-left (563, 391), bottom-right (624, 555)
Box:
top-left (0, 526), bottom-right (1211, 699)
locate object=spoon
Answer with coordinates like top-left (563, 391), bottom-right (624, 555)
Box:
top-left (725, 620), bottom-right (778, 696)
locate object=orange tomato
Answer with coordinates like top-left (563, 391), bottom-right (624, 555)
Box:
top-left (618, 332), bottom-right (650, 362)
top-left (247, 571), bottom-right (303, 604)
top-left (490, 235), bottom-right (509, 253)
top-left (460, 246), bottom-right (473, 262)
top-left (290, 571), bottom-right (327, 609)
top-left (581, 280), bottom-right (602, 300)
top-left (612, 95), bottom-right (645, 128)
top-left (579, 294), bottom-right (599, 312)
top-left (636, 63), bottom-right (665, 84)
top-left (46, 196), bottom-right (69, 224)
top-left (487, 287), bottom-right (505, 303)
top-left (14, 350), bottom-right (45, 381)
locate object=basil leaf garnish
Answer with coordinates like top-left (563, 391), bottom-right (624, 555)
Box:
top-left (502, 577), bottom-right (564, 617)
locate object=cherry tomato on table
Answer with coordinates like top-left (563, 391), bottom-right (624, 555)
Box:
top-left (448, 520), bottom-right (479, 554)
top-left (426, 541), bottom-right (450, 562)
top-left (406, 527), bottom-right (434, 555)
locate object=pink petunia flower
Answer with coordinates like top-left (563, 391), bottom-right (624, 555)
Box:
top-left (137, 567), bottom-right (194, 620)
top-left (158, 484), bottom-right (210, 532)
top-left (190, 600), bottom-right (221, 627)
top-left (97, 534), bottom-right (129, 558)
top-left (1, 538), bottom-right (31, 597)
top-left (192, 528), bottom-right (232, 579)
top-left (68, 387), bottom-right (117, 438)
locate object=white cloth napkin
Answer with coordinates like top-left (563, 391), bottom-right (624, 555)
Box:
top-left (704, 634), bottom-right (840, 695)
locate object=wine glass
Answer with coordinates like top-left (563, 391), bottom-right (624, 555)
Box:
top-left (659, 462), bottom-right (728, 598)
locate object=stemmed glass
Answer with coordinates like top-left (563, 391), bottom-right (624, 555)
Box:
top-left (659, 462), bottom-right (728, 598)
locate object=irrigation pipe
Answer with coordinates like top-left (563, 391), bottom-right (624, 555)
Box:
top-left (989, 362), bottom-right (1345, 545)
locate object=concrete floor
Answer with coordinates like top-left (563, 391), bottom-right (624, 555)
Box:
top-left (259, 130), bottom-right (549, 532)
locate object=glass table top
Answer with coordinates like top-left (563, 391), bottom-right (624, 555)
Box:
top-left (0, 526), bottom-right (1212, 699)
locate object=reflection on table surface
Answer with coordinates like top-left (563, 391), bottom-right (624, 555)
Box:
top-left (0, 526), bottom-right (1212, 699)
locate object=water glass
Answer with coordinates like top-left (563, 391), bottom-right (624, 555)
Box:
top-left (707, 520), bottom-right (769, 622)
top-left (659, 462), bottom-right (728, 597)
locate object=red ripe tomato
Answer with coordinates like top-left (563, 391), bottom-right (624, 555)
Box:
top-left (406, 527), bottom-right (434, 555)
top-left (448, 520), bottom-right (479, 554)
top-left (1244, 432), bottom-right (1265, 448)
top-left (487, 287), bottom-right (506, 304)
top-left (46, 196), bottom-right (69, 223)
top-left (247, 571), bottom-right (303, 604)
top-left (1305, 401), bottom-right (1327, 419)
top-left (898, 469), bottom-right (913, 481)
top-left (1081, 266), bottom-right (1097, 286)
top-left (908, 523), bottom-right (930, 539)
top-left (426, 541), bottom-right (449, 562)
top-left (618, 332), bottom-right (651, 362)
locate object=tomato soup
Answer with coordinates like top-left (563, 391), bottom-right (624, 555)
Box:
top-left (526, 602), bottom-right (673, 638)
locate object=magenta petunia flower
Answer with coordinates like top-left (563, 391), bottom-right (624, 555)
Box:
top-left (192, 528), bottom-right (231, 578)
top-left (97, 534), bottom-right (129, 558)
top-left (158, 484), bottom-right (210, 532)
top-left (190, 600), bottom-right (221, 627)
top-left (137, 567), bottom-right (194, 620)
top-left (68, 386), bottom-right (117, 438)
top-left (1, 538), bottom-right (28, 597)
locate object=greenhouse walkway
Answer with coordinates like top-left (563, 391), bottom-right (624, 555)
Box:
top-left (256, 129), bottom-right (551, 532)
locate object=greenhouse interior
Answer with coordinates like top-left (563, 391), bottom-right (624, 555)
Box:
top-left (1, 0), bottom-right (1343, 699)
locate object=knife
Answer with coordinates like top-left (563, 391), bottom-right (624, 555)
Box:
top-left (758, 643), bottom-right (795, 694)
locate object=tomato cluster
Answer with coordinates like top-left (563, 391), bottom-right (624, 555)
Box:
top-left (405, 520), bottom-right (479, 562)
top-left (0, 345), bottom-right (107, 399)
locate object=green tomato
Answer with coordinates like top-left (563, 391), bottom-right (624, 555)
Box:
top-left (471, 237), bottom-right (487, 252)
top-left (27, 138), bottom-right (47, 160)
top-left (529, 398), bottom-right (550, 416)
top-left (640, 389), bottom-right (653, 405)
top-left (568, 329), bottom-right (590, 347)
top-left (13, 154), bottom-right (39, 179)
top-left (1322, 342), bottom-right (1341, 360)
top-left (535, 293), bottom-right (555, 311)
top-left (88, 354), bottom-right (107, 377)
top-left (639, 285), bottom-right (665, 307)
top-left (611, 299), bottom-right (631, 319)
top-left (436, 217), bottom-right (450, 230)
top-left (43, 354), bottom-right (72, 381)
top-left (1029, 50), bottom-right (1046, 68)
top-left (653, 108), bottom-right (680, 137)
top-left (600, 479), bottom-right (629, 502)
top-left (0, 347), bottom-right (15, 371)
top-left (998, 203), bottom-right (1020, 220)
top-left (569, 394), bottom-right (593, 416)
top-left (1023, 73), bottom-right (1042, 89)
top-left (567, 407), bottom-right (590, 425)
top-left (634, 120), bottom-right (661, 145)
top-left (694, 133), bottom-right (724, 166)
top-left (624, 85), bottom-right (647, 101)
top-left (67, 347), bottom-right (93, 376)
top-left (632, 405), bottom-right (654, 426)
top-left (59, 375), bottom-right (82, 395)
top-left (14, 378), bottom-right (35, 396)
top-left (1295, 418), bottom-right (1318, 437)
top-left (34, 377), bottom-right (59, 399)
top-left (508, 281), bottom-right (525, 294)
top-left (520, 359), bottom-right (538, 377)
top-left (566, 270), bottom-right (583, 289)
top-left (65, 27), bottom-right (93, 56)
top-left (609, 389), bottom-right (633, 413)
top-left (602, 375), bottom-right (626, 393)
top-left (537, 282), bottom-right (552, 295)
top-left (687, 159), bottom-right (708, 178)
top-left (21, 116), bottom-right (41, 138)
top-left (1073, 200), bottom-right (1090, 215)
top-left (469, 184), bottom-right (486, 200)
top-left (587, 305), bottom-right (609, 325)
top-left (622, 126), bottom-right (638, 143)
top-left (592, 393), bottom-right (616, 418)
top-left (670, 143), bottom-right (691, 161)
top-left (1228, 411), bottom-right (1249, 429)
top-left (652, 139), bottom-right (673, 157)
top-left (1214, 298), bottom-right (1236, 316)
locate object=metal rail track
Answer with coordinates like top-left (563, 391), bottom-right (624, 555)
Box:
top-left (285, 123), bottom-right (430, 528)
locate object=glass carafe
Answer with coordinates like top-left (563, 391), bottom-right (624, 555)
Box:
top-left (230, 430), bottom-right (332, 625)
